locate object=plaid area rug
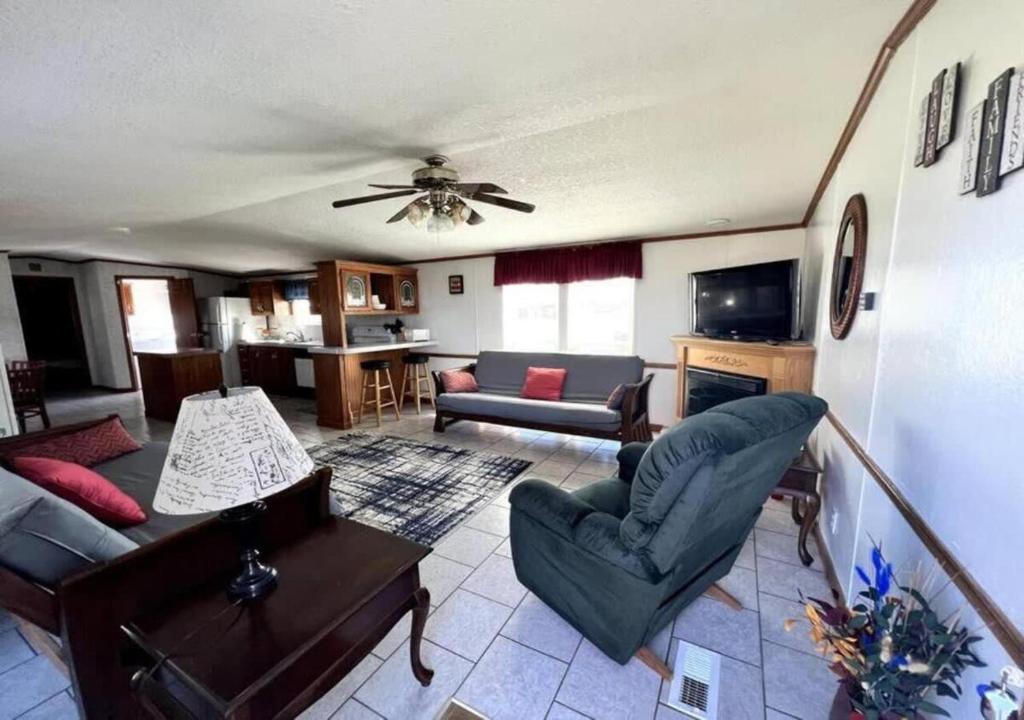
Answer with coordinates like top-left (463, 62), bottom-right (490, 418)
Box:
top-left (306, 432), bottom-right (532, 545)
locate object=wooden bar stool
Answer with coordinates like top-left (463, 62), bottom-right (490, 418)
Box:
top-left (399, 354), bottom-right (435, 414)
top-left (356, 359), bottom-right (401, 427)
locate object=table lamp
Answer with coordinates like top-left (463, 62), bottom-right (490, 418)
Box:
top-left (154, 386), bottom-right (314, 601)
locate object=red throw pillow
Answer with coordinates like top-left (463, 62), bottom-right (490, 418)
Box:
top-left (521, 367), bottom-right (568, 401)
top-left (11, 456), bottom-right (147, 527)
top-left (440, 369), bottom-right (479, 393)
top-left (5, 417), bottom-right (141, 467)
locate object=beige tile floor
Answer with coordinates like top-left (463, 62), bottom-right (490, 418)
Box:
top-left (1, 391), bottom-right (835, 720)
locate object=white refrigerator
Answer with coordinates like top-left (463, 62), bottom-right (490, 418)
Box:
top-left (198, 297), bottom-right (259, 387)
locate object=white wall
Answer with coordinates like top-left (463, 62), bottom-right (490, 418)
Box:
top-left (0, 254), bottom-right (27, 362)
top-left (804, 0), bottom-right (1023, 705)
top-left (8, 257), bottom-right (238, 388)
top-left (414, 228), bottom-right (805, 427)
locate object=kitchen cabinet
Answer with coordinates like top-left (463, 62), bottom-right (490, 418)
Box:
top-left (394, 273), bottom-right (419, 313)
top-left (238, 345), bottom-right (297, 395)
top-left (249, 281), bottom-right (282, 316)
top-left (341, 270), bottom-right (371, 312)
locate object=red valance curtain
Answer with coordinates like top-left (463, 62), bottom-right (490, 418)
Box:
top-left (493, 240), bottom-right (643, 286)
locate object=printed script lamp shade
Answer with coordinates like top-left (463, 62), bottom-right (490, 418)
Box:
top-left (154, 387), bottom-right (314, 515)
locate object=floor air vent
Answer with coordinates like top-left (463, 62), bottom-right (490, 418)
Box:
top-left (666, 641), bottom-right (721, 720)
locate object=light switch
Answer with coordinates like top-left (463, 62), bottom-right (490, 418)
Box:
top-left (859, 292), bottom-right (877, 311)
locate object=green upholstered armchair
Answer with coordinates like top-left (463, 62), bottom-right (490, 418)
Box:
top-left (508, 392), bottom-right (827, 669)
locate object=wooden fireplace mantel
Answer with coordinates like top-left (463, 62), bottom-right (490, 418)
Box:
top-left (670, 336), bottom-right (815, 420)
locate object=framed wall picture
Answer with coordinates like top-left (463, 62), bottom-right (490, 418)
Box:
top-left (937, 62), bottom-right (960, 150)
top-left (960, 100), bottom-right (987, 195)
top-left (923, 68), bottom-right (945, 167)
top-left (999, 66), bottom-right (1024, 177)
top-left (978, 68), bottom-right (1015, 196)
top-left (448, 274), bottom-right (464, 295)
top-left (914, 95), bottom-right (929, 166)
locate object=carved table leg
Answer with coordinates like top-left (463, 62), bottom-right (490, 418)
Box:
top-left (791, 497), bottom-right (804, 524)
top-left (409, 587), bottom-right (434, 686)
top-left (798, 493), bottom-right (821, 567)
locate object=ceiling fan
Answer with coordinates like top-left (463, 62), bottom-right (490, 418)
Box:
top-left (330, 155), bottom-right (535, 231)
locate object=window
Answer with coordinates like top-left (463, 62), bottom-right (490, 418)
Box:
top-left (502, 278), bottom-right (634, 355)
top-left (502, 283), bottom-right (559, 352)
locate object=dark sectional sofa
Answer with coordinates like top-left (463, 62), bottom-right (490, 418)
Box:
top-left (432, 351), bottom-right (654, 442)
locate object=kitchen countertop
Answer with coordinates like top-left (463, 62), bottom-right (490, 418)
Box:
top-left (133, 348), bottom-right (222, 357)
top-left (309, 340), bottom-right (438, 355)
top-left (240, 340), bottom-right (324, 350)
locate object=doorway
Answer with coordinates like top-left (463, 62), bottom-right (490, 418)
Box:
top-left (116, 277), bottom-right (201, 390)
top-left (13, 276), bottom-right (92, 392)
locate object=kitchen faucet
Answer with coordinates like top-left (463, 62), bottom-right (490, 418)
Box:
top-left (285, 330), bottom-right (308, 343)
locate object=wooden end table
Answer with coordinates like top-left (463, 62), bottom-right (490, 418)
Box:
top-left (774, 447), bottom-right (824, 566)
top-left (124, 518), bottom-right (433, 719)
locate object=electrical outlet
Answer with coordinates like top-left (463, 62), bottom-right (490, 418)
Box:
top-left (830, 509), bottom-right (840, 535)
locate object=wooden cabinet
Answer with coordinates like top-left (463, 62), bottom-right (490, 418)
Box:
top-left (670, 336), bottom-right (815, 420)
top-left (341, 270), bottom-right (371, 312)
top-left (135, 350), bottom-right (223, 421)
top-left (238, 345), bottom-right (297, 395)
top-left (249, 281), bottom-right (282, 316)
top-left (335, 263), bottom-right (419, 316)
top-left (394, 273), bottom-right (419, 313)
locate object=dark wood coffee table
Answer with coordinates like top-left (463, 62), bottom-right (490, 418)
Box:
top-left (123, 517), bottom-right (432, 719)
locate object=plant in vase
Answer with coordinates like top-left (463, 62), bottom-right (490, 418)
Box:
top-left (789, 544), bottom-right (985, 719)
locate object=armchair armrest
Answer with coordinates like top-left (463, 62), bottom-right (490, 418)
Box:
top-left (616, 442), bottom-right (651, 483)
top-left (509, 479), bottom-right (594, 541)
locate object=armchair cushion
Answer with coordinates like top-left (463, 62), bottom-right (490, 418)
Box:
top-left (572, 478), bottom-right (631, 519)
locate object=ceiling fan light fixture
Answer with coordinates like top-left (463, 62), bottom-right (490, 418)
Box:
top-left (426, 209), bottom-right (456, 233)
top-left (406, 199), bottom-right (430, 226)
top-left (449, 199), bottom-right (472, 226)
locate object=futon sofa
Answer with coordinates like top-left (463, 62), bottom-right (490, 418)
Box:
top-left (432, 351), bottom-right (654, 442)
top-left (0, 415), bottom-right (334, 636)
top-left (508, 392), bottom-right (827, 667)
top-left (0, 415), bottom-right (336, 718)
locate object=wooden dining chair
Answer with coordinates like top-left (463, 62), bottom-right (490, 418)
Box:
top-left (7, 360), bottom-right (50, 433)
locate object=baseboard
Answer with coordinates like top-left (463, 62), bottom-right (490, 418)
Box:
top-left (813, 523), bottom-right (847, 607)
top-left (91, 385), bottom-right (136, 393)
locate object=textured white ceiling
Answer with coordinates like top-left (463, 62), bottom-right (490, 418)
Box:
top-left (0, 1), bottom-right (907, 273)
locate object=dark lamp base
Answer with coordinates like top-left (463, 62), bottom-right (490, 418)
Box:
top-left (220, 500), bottom-right (278, 603)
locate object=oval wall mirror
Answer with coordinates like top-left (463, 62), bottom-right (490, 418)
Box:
top-left (830, 193), bottom-right (867, 339)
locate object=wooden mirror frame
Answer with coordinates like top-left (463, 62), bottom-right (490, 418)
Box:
top-left (830, 193), bottom-right (868, 339)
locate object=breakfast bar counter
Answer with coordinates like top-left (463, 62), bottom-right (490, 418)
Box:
top-left (310, 341), bottom-right (438, 429)
top-left (309, 340), bottom-right (438, 355)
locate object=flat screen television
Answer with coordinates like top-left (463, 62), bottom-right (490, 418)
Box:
top-left (690, 259), bottom-right (801, 340)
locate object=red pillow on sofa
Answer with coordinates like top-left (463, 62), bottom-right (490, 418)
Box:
top-left (521, 367), bottom-right (568, 401)
top-left (10, 456), bottom-right (147, 527)
top-left (5, 417), bottom-right (141, 467)
top-left (440, 369), bottom-right (479, 393)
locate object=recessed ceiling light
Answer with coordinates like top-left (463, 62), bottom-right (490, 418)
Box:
top-left (705, 218), bottom-right (731, 228)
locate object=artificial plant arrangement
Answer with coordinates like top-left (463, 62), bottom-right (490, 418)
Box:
top-left (790, 544), bottom-right (986, 719)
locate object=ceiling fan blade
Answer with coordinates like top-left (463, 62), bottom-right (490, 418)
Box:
top-left (452, 182), bottom-right (508, 195)
top-left (386, 196), bottom-right (428, 223)
top-left (368, 183), bottom-right (419, 189)
top-left (331, 189), bottom-right (418, 209)
top-left (464, 192), bottom-right (535, 213)
top-left (466, 208), bottom-right (485, 225)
